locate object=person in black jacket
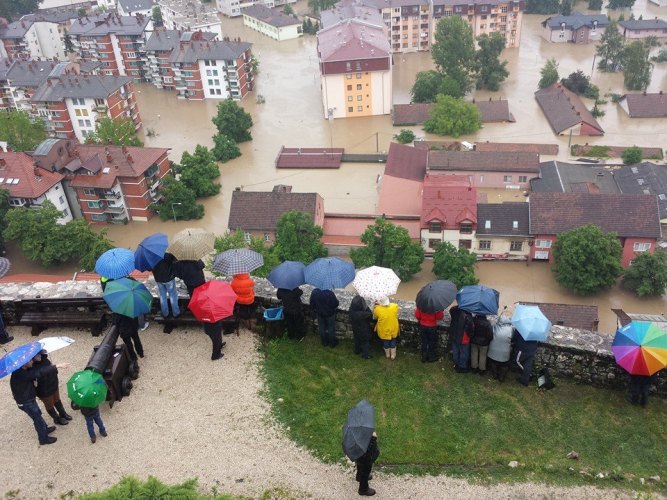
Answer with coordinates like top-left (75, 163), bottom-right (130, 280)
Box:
top-left (277, 287), bottom-right (305, 340)
top-left (349, 295), bottom-right (373, 359)
top-left (114, 313), bottom-right (144, 361)
top-left (513, 329), bottom-right (538, 386)
top-left (202, 320), bottom-right (226, 361)
top-left (34, 351), bottom-right (72, 426)
top-left (309, 288), bottom-right (339, 347)
top-left (470, 315), bottom-right (493, 375)
top-left (0, 300), bottom-right (14, 344)
top-left (10, 358), bottom-right (63, 445)
top-left (173, 259), bottom-right (205, 297)
top-left (627, 374), bottom-right (653, 407)
top-left (449, 306), bottom-right (473, 373)
top-left (356, 431), bottom-right (380, 496)
top-left (153, 253), bottom-right (180, 318)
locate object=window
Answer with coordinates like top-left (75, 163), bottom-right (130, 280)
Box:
top-left (163, 76), bottom-right (173, 83)
top-left (85, 120), bottom-right (91, 127)
top-left (346, 74), bottom-right (352, 80)
top-left (460, 222), bottom-right (473, 234)
top-left (212, 70), bottom-right (218, 76)
top-left (206, 69), bottom-right (212, 76)
top-left (347, 85), bottom-right (352, 91)
top-left (459, 239), bottom-right (471, 249)
top-left (535, 239), bottom-right (552, 248)
top-left (91, 214), bottom-right (107, 221)
top-left (78, 119), bottom-right (85, 126)
top-left (428, 238), bottom-right (441, 249)
top-left (213, 79), bottom-right (219, 86)
top-left (243, 232), bottom-right (251, 241)
top-left (58, 196), bottom-right (64, 204)
top-left (215, 89), bottom-right (221, 95)
top-left (429, 221), bottom-right (441, 232)
top-left (659, 194), bottom-right (667, 201)
top-left (83, 188), bottom-right (96, 196)
top-left (208, 79), bottom-right (214, 85)
top-left (503, 175), bottom-right (512, 182)
top-left (357, 106), bottom-right (363, 112)
top-left (512, 220), bottom-right (519, 229)
top-left (357, 95), bottom-right (362, 101)
top-left (479, 240), bottom-right (491, 251)
top-left (127, 51), bottom-right (136, 58)
top-left (356, 84), bottom-right (362, 90)
top-left (264, 233), bottom-right (270, 242)
top-left (348, 107), bottom-right (353, 112)
top-left (62, 209), bottom-right (69, 217)
top-left (633, 242), bottom-right (651, 252)
top-left (87, 201), bottom-right (102, 209)
top-left (356, 73), bottom-right (361, 79)
top-left (347, 96), bottom-right (353, 102)
top-left (510, 241), bottom-right (523, 252)
top-left (484, 220), bottom-right (491, 229)
top-left (518, 176), bottom-right (527, 183)
top-left (75, 109), bottom-right (82, 116)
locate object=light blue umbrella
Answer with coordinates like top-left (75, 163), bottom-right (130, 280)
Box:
top-left (95, 248), bottom-right (136, 279)
top-left (0, 342), bottom-right (42, 379)
top-left (135, 233), bottom-right (168, 272)
top-left (456, 285), bottom-right (500, 316)
top-left (267, 261), bottom-right (306, 290)
top-left (512, 304), bottom-right (552, 342)
top-left (305, 257), bottom-right (355, 290)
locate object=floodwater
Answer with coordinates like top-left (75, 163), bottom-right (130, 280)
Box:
top-left (7, 0), bottom-right (667, 329)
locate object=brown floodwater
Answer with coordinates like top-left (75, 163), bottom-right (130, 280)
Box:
top-left (6, 0), bottom-right (667, 330)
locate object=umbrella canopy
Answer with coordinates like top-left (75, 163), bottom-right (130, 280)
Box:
top-left (135, 233), bottom-right (168, 272)
top-left (511, 304), bottom-right (552, 342)
top-left (342, 400), bottom-right (375, 461)
top-left (188, 280), bottom-right (237, 323)
top-left (456, 285), bottom-right (500, 316)
top-left (103, 278), bottom-right (153, 318)
top-left (612, 321), bottom-right (667, 376)
top-left (267, 261), bottom-right (306, 290)
top-left (167, 228), bottom-right (215, 261)
top-left (0, 342), bottom-right (42, 379)
top-left (416, 280), bottom-right (457, 313)
top-left (39, 336), bottom-right (75, 354)
top-left (95, 248), bottom-right (136, 279)
top-left (0, 257), bottom-right (10, 279)
top-left (211, 249), bottom-right (264, 275)
top-left (305, 257), bottom-right (356, 290)
top-left (67, 370), bottom-right (108, 408)
top-left (352, 266), bottom-right (401, 301)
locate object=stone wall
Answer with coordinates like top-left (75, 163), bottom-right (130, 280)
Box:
top-left (1, 277), bottom-right (664, 396)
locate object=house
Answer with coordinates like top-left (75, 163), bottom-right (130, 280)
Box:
top-left (228, 187), bottom-right (324, 243)
top-left (528, 192), bottom-right (661, 267)
top-left (217, 0), bottom-right (297, 18)
top-left (317, 18), bottom-right (392, 119)
top-left (159, 0), bottom-right (222, 37)
top-left (542, 12), bottom-right (608, 43)
top-left (118, 0), bottom-right (154, 16)
top-left (275, 147), bottom-right (344, 168)
top-left (0, 151), bottom-right (73, 223)
top-left (0, 18), bottom-right (65, 60)
top-left (427, 150), bottom-right (540, 189)
top-left (619, 19), bottom-right (667, 40)
top-left (474, 202), bottom-right (530, 259)
top-left (530, 161), bottom-right (620, 194)
top-left (393, 99), bottom-right (514, 126)
top-left (320, 1), bottom-right (384, 31)
top-left (522, 302), bottom-right (599, 331)
top-left (618, 92), bottom-right (667, 118)
top-left (0, 59), bottom-right (60, 112)
top-left (535, 83), bottom-right (604, 136)
top-left (474, 98), bottom-right (515, 123)
top-left (614, 162), bottom-right (667, 224)
top-left (242, 4), bottom-right (302, 41)
top-left (377, 142), bottom-right (427, 216)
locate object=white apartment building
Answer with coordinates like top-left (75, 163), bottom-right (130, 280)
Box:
top-left (242, 4), bottom-right (302, 41)
top-left (217, 0), bottom-right (296, 18)
top-left (0, 19), bottom-right (65, 60)
top-left (159, 0), bottom-right (224, 37)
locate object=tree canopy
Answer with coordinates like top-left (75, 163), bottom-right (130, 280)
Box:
top-left (622, 146), bottom-right (642, 165)
top-left (431, 16), bottom-right (477, 96)
top-left (622, 250), bottom-right (667, 297)
top-left (525, 0), bottom-right (560, 14)
top-left (475, 32), bottom-right (509, 91)
top-left (212, 99), bottom-right (253, 143)
top-left (0, 0), bottom-right (39, 20)
top-left (432, 241), bottom-right (479, 289)
top-left (393, 129), bottom-right (416, 144)
top-left (623, 40), bottom-right (653, 91)
top-left (552, 224), bottom-right (623, 295)
top-left (151, 176), bottom-right (204, 221)
top-left (307, 0), bottom-right (336, 14)
top-left (273, 211), bottom-right (327, 264)
top-left (350, 217), bottom-right (424, 281)
top-left (0, 189), bottom-right (10, 252)
top-left (561, 70), bottom-right (591, 95)
top-left (213, 229), bottom-right (280, 278)
top-left (411, 70), bottom-right (464, 102)
top-left (0, 110), bottom-right (47, 152)
top-left (212, 133), bottom-right (241, 162)
top-left (538, 58), bottom-right (559, 89)
top-left (85, 117), bottom-right (143, 147)
top-left (151, 6), bottom-right (163, 27)
top-left (423, 94), bottom-right (481, 137)
top-left (596, 20), bottom-right (625, 72)
top-left (608, 0), bottom-right (635, 8)
top-left (174, 146), bottom-right (221, 197)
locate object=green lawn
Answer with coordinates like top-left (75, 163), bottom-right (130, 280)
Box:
top-left (260, 336), bottom-right (666, 493)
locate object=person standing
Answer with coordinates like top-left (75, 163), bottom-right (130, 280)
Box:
top-left (349, 295), bottom-right (374, 359)
top-left (203, 320), bottom-right (226, 361)
top-left (449, 305), bottom-right (473, 373)
top-left (310, 288), bottom-right (339, 347)
top-left (231, 273), bottom-right (256, 331)
top-left (152, 252), bottom-right (180, 318)
top-left (277, 287), bottom-right (305, 340)
top-left (470, 315), bottom-right (493, 375)
top-left (415, 307), bottom-right (444, 363)
top-left (513, 329), bottom-right (538, 386)
top-left (373, 297), bottom-right (399, 360)
top-left (0, 300), bottom-right (14, 344)
top-left (77, 403), bottom-right (107, 443)
top-left (627, 374), bottom-right (652, 407)
top-left (102, 276), bottom-right (149, 331)
top-left (34, 351), bottom-right (72, 426)
top-left (174, 259), bottom-right (206, 297)
top-left (356, 431), bottom-right (380, 496)
top-left (487, 315), bottom-right (514, 382)
top-left (114, 313), bottom-right (144, 361)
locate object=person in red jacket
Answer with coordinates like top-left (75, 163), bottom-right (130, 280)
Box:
top-left (231, 273), bottom-right (256, 330)
top-left (415, 307), bottom-right (444, 363)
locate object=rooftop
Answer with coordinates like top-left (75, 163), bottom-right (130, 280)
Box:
top-left (317, 19), bottom-right (390, 62)
top-left (475, 202), bottom-right (530, 237)
top-left (144, 29), bottom-right (217, 51)
top-left (619, 92), bottom-right (667, 118)
top-left (320, 0), bottom-right (384, 30)
top-left (384, 142), bottom-right (427, 181)
top-left (420, 174), bottom-right (477, 228)
top-left (534, 82), bottom-right (604, 135)
top-left (0, 152), bottom-right (64, 199)
top-left (31, 74), bottom-right (131, 102)
top-left (522, 302), bottom-right (599, 331)
top-left (619, 18), bottom-right (667, 30)
top-left (275, 148), bottom-right (344, 169)
top-left (530, 161), bottom-right (620, 194)
top-left (158, 0), bottom-right (220, 27)
top-left (69, 12), bottom-right (150, 37)
top-left (228, 190), bottom-right (321, 231)
top-left (428, 151), bottom-right (540, 173)
top-left (168, 39), bottom-right (251, 64)
top-left (393, 100), bottom-right (514, 126)
top-left (543, 11), bottom-right (609, 30)
top-left (242, 4), bottom-right (301, 28)
top-left (118, 0), bottom-right (155, 12)
top-left (3, 60), bottom-right (57, 87)
top-left (614, 162), bottom-right (667, 219)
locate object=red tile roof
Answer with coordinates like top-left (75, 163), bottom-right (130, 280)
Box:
top-left (474, 142), bottom-right (559, 155)
top-left (428, 150), bottom-right (540, 173)
top-left (393, 100), bottom-right (514, 126)
top-left (317, 20), bottom-right (390, 62)
top-left (420, 174), bottom-right (477, 229)
top-left (275, 147), bottom-right (344, 169)
top-left (228, 190), bottom-right (321, 231)
top-left (522, 302), bottom-right (598, 331)
top-left (619, 92), bottom-right (667, 118)
top-left (534, 83), bottom-right (604, 135)
top-left (384, 142), bottom-right (427, 181)
top-left (0, 152), bottom-right (64, 199)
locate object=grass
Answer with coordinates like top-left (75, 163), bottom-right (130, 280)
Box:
top-left (261, 336), bottom-right (667, 494)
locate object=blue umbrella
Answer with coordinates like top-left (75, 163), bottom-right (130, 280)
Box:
top-left (267, 261), bottom-right (306, 290)
top-left (103, 278), bottom-right (153, 318)
top-left (304, 257), bottom-right (356, 290)
top-left (135, 233), bottom-right (168, 272)
top-left (0, 342), bottom-right (42, 379)
top-left (95, 248), bottom-right (136, 279)
top-left (512, 304), bottom-right (552, 342)
top-left (456, 285), bottom-right (500, 315)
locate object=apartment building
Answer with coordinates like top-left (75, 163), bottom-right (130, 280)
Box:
top-left (0, 59), bottom-right (56, 112)
top-left (0, 18), bottom-right (65, 60)
top-left (158, 0), bottom-right (223, 38)
top-left (118, 0), bottom-right (155, 16)
top-left (217, 0), bottom-right (297, 18)
top-left (365, 0), bottom-right (431, 52)
top-left (242, 4), bottom-right (303, 41)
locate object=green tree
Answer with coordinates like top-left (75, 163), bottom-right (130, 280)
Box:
top-left (350, 217), bottom-right (424, 281)
top-left (283, 4), bottom-right (294, 15)
top-left (0, 0), bottom-right (40, 20)
top-left (561, 70), bottom-right (590, 95)
top-left (475, 32), bottom-right (509, 91)
top-left (213, 229), bottom-right (280, 278)
top-left (212, 99), bottom-right (253, 143)
top-left (552, 224), bottom-right (623, 295)
top-left (560, 0), bottom-right (573, 15)
top-left (393, 129), bottom-right (416, 144)
top-left (411, 70), bottom-right (463, 102)
top-left (0, 189), bottom-right (10, 251)
top-left (64, 31), bottom-right (74, 53)
top-left (596, 20), bottom-right (625, 72)
top-left (212, 133), bottom-right (241, 162)
top-left (85, 117), bottom-right (143, 147)
top-left (151, 6), bottom-right (163, 27)
top-left (151, 176), bottom-right (204, 221)
top-left (273, 211), bottom-right (327, 264)
top-left (0, 110), bottom-right (47, 152)
top-left (623, 40), bottom-right (653, 91)
top-left (524, 0), bottom-right (560, 14)
top-left (307, 0), bottom-right (336, 15)
top-left (431, 16), bottom-right (477, 96)
top-left (431, 241), bottom-right (478, 289)
top-left (538, 58), bottom-right (559, 89)
top-left (622, 250), bottom-right (667, 297)
top-left (622, 145), bottom-right (643, 165)
top-left (588, 0), bottom-right (603, 8)
top-left (608, 0), bottom-right (635, 8)
top-left (423, 94), bottom-right (481, 137)
top-left (63, 220), bottom-right (113, 271)
top-left (214, 228), bottom-right (246, 253)
top-left (174, 146), bottom-right (220, 198)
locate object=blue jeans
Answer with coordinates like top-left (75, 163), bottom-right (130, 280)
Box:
top-left (17, 399), bottom-right (49, 444)
top-left (382, 338), bottom-right (397, 349)
top-left (157, 279), bottom-right (180, 317)
top-left (85, 408), bottom-right (106, 439)
top-left (317, 314), bottom-right (337, 346)
top-left (452, 343), bottom-right (470, 370)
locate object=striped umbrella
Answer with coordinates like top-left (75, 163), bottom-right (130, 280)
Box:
top-left (0, 257), bottom-right (10, 278)
top-left (95, 248), bottom-right (135, 279)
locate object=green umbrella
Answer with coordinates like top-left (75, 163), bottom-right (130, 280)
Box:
top-left (67, 370), bottom-right (108, 408)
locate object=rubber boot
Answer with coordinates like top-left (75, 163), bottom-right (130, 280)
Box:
top-left (384, 348), bottom-right (391, 358)
top-left (390, 348), bottom-right (396, 360)
top-left (47, 408), bottom-right (68, 425)
top-left (55, 400), bottom-right (73, 421)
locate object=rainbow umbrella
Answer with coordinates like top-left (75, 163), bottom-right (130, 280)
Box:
top-left (612, 321), bottom-right (667, 376)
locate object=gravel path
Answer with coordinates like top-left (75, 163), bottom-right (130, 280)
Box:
top-left (0, 326), bottom-right (638, 499)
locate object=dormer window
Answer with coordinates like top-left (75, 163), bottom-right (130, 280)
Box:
top-left (430, 221), bottom-right (442, 232)
top-left (460, 222), bottom-right (473, 234)
top-left (512, 221), bottom-right (519, 229)
top-left (484, 220), bottom-right (491, 229)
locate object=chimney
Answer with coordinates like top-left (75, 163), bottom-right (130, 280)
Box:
top-left (34, 168), bottom-right (42, 177)
top-left (126, 154), bottom-right (133, 163)
top-left (121, 145), bottom-right (128, 154)
top-left (114, 165), bottom-right (119, 170)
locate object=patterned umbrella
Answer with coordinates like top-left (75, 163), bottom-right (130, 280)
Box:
top-left (612, 321), bottom-right (667, 376)
top-left (67, 370), bottom-right (108, 408)
top-left (0, 342), bottom-right (42, 379)
top-left (267, 261), bottom-right (306, 290)
top-left (352, 266), bottom-right (401, 301)
top-left (39, 336), bottom-right (75, 354)
top-left (167, 228), bottom-right (215, 260)
top-left (95, 248), bottom-right (136, 279)
top-left (188, 280), bottom-right (237, 323)
top-left (0, 257), bottom-right (10, 279)
top-left (211, 249), bottom-right (264, 275)
top-left (305, 257), bottom-right (356, 290)
top-left (103, 278), bottom-right (153, 318)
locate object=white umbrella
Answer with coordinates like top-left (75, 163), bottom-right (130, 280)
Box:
top-left (39, 336), bottom-right (75, 353)
top-left (352, 266), bottom-right (401, 301)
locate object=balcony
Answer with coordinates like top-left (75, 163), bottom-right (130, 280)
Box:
top-left (101, 190), bottom-right (121, 200)
top-left (150, 178), bottom-right (161, 191)
top-left (144, 164), bottom-right (159, 178)
top-left (104, 204), bottom-right (125, 214)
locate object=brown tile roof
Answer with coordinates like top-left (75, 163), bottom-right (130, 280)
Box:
top-left (619, 92), bottom-right (667, 118)
top-left (384, 142), bottom-right (427, 181)
top-left (428, 151), bottom-right (540, 173)
top-left (228, 191), bottom-right (321, 231)
top-left (534, 83), bottom-right (604, 135)
top-left (393, 100), bottom-right (514, 125)
top-left (317, 20), bottom-right (390, 62)
top-left (522, 302), bottom-right (599, 331)
top-left (275, 147), bottom-right (344, 169)
top-left (474, 142), bottom-right (559, 155)
top-left (473, 99), bottom-right (515, 123)
top-left (529, 192), bottom-right (661, 238)
top-left (0, 152), bottom-right (64, 199)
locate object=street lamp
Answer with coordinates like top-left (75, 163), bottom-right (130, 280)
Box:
top-left (327, 107), bottom-right (336, 158)
top-left (171, 202), bottom-right (182, 223)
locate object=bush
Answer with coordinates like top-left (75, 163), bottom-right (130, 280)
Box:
top-left (584, 84), bottom-right (600, 100)
top-left (394, 129), bottom-right (416, 144)
top-left (622, 145), bottom-right (643, 165)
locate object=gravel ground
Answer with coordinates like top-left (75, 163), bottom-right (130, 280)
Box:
top-left (0, 325), bottom-right (640, 499)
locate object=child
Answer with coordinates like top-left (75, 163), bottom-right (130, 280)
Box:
top-left (373, 297), bottom-right (399, 360)
top-left (78, 404), bottom-right (108, 443)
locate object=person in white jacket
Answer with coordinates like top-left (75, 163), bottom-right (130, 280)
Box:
top-left (487, 312), bottom-right (514, 382)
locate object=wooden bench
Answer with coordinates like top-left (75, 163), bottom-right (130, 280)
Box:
top-left (155, 313), bottom-right (239, 335)
top-left (20, 310), bottom-right (108, 337)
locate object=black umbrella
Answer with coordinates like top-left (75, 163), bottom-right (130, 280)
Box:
top-left (415, 280), bottom-right (457, 313)
top-left (342, 400), bottom-right (375, 461)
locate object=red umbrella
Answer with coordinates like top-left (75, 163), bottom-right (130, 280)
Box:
top-left (188, 281), bottom-right (237, 323)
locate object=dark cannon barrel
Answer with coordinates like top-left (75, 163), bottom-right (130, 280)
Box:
top-left (86, 325), bottom-right (120, 374)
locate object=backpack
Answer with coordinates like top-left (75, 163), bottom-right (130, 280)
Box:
top-left (537, 367), bottom-right (556, 390)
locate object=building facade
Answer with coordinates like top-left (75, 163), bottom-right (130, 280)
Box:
top-left (242, 4), bottom-right (303, 41)
top-left (159, 0), bottom-right (223, 38)
top-left (542, 12), bottom-right (608, 44)
top-left (0, 19), bottom-right (65, 60)
top-left (619, 19), bottom-right (667, 40)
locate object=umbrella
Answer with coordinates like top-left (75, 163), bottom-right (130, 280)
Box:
top-left (135, 233), bottom-right (168, 272)
top-left (511, 304), bottom-right (552, 342)
top-left (267, 261), bottom-right (306, 290)
top-left (305, 257), bottom-right (356, 290)
top-left (0, 342), bottom-right (42, 379)
top-left (211, 249), bottom-right (264, 275)
top-left (416, 280), bottom-right (457, 313)
top-left (456, 285), bottom-right (500, 316)
top-left (167, 228), bottom-right (215, 260)
top-left (188, 280), bottom-right (237, 323)
top-left (103, 277), bottom-right (153, 318)
top-left (39, 336), bottom-right (75, 353)
top-left (0, 257), bottom-right (10, 278)
top-left (612, 321), bottom-right (667, 376)
top-left (95, 248), bottom-right (136, 279)
top-left (342, 400), bottom-right (375, 461)
top-left (352, 266), bottom-right (401, 301)
top-left (67, 370), bottom-right (108, 408)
